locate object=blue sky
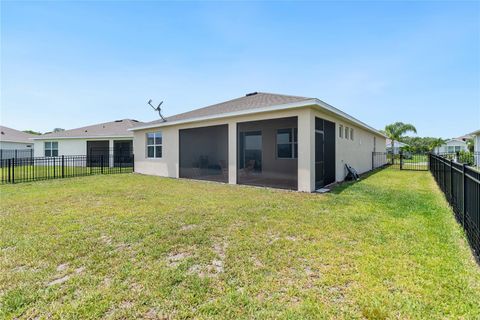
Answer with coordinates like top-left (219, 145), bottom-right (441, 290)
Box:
top-left (1, 1), bottom-right (479, 138)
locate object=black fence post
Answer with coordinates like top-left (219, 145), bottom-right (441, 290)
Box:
top-left (62, 155), bottom-right (65, 178)
top-left (14, 149), bottom-right (17, 161)
top-left (101, 155), bottom-right (104, 174)
top-left (462, 163), bottom-right (466, 227)
top-left (11, 158), bottom-right (15, 184)
top-left (7, 158), bottom-right (11, 183)
top-left (399, 150), bottom-right (403, 170)
top-left (371, 152), bottom-right (374, 170)
top-left (132, 154), bottom-right (135, 172)
top-left (449, 158), bottom-right (453, 202)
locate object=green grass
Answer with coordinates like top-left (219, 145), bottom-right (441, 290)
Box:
top-left (1, 170), bottom-right (479, 319)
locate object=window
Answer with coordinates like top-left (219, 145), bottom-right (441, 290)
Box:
top-left (146, 132), bottom-right (162, 158)
top-left (339, 125), bottom-right (343, 138)
top-left (447, 146), bottom-right (454, 153)
top-left (345, 127), bottom-right (349, 140)
top-left (455, 146), bottom-right (461, 152)
top-left (277, 128), bottom-right (298, 159)
top-left (44, 142), bottom-right (58, 157)
top-left (350, 128), bottom-right (354, 140)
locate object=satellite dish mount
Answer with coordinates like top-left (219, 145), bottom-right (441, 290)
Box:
top-left (148, 99), bottom-right (166, 122)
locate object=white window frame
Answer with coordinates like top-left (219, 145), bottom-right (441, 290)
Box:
top-left (44, 141), bottom-right (58, 157)
top-left (339, 125), bottom-right (343, 138)
top-left (146, 131), bottom-right (162, 158)
top-left (345, 127), bottom-right (349, 140)
top-left (350, 128), bottom-right (354, 141)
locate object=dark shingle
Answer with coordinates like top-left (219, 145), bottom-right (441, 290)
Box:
top-left (142, 92), bottom-right (313, 126)
top-left (35, 119), bottom-right (142, 139)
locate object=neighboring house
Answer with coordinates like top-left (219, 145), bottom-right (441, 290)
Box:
top-left (32, 119), bottom-right (141, 164)
top-left (130, 92), bottom-right (386, 192)
top-left (0, 125), bottom-right (35, 150)
top-left (0, 125), bottom-right (36, 159)
top-left (434, 139), bottom-right (468, 154)
top-left (385, 139), bottom-right (408, 155)
top-left (470, 129), bottom-right (480, 166)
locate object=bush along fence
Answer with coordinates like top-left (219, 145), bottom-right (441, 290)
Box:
top-left (429, 153), bottom-right (479, 259)
top-left (0, 154), bottom-right (134, 184)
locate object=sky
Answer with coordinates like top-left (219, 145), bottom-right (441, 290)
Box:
top-left (1, 1), bottom-right (479, 138)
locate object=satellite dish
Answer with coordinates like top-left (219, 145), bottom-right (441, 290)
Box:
top-left (148, 99), bottom-right (166, 122)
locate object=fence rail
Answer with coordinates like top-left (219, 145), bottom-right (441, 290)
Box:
top-left (429, 153), bottom-right (479, 259)
top-left (0, 154), bottom-right (134, 184)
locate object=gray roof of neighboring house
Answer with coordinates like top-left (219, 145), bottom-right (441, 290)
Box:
top-left (32, 119), bottom-right (142, 140)
top-left (386, 139), bottom-right (409, 147)
top-left (0, 125), bottom-right (37, 143)
top-left (142, 92), bottom-right (312, 126)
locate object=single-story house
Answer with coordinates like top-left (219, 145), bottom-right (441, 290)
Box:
top-left (0, 126), bottom-right (35, 159)
top-left (434, 139), bottom-right (468, 154)
top-left (386, 139), bottom-right (408, 155)
top-left (32, 119), bottom-right (141, 165)
top-left (130, 92), bottom-right (386, 192)
top-left (0, 125), bottom-right (35, 150)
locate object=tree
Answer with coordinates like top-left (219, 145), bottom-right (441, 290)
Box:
top-left (23, 130), bottom-right (42, 135)
top-left (384, 122), bottom-right (417, 153)
top-left (428, 138), bottom-right (446, 153)
top-left (53, 128), bottom-right (65, 132)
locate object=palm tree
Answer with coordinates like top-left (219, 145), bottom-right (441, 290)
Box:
top-left (384, 122), bottom-right (417, 154)
top-left (429, 138), bottom-right (446, 153)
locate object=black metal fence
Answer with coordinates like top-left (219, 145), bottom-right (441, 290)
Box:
top-left (429, 154), bottom-right (479, 259)
top-left (0, 154), bottom-right (134, 184)
top-left (0, 149), bottom-right (34, 160)
top-left (372, 151), bottom-right (429, 171)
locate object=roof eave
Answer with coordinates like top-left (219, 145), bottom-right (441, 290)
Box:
top-left (129, 99), bottom-right (386, 138)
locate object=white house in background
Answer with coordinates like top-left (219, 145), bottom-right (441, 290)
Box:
top-left (0, 125), bottom-right (35, 150)
top-left (32, 119), bottom-right (142, 162)
top-left (386, 138), bottom-right (408, 154)
top-left (470, 129), bottom-right (480, 166)
top-left (434, 139), bottom-right (468, 154)
top-left (129, 92), bottom-right (387, 192)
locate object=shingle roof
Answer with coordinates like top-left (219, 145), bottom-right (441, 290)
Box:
top-left (0, 126), bottom-right (37, 143)
top-left (33, 119), bottom-right (142, 139)
top-left (142, 92), bottom-right (313, 126)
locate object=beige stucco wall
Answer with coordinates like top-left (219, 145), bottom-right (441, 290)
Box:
top-left (133, 106), bottom-right (385, 192)
top-left (311, 108), bottom-right (386, 181)
top-left (0, 141), bottom-right (33, 150)
top-left (33, 137), bottom-right (133, 157)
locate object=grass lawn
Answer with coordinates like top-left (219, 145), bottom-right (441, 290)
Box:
top-left (1, 170), bottom-right (479, 319)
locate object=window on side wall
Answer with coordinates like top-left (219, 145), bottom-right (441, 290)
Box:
top-left (350, 128), bottom-right (354, 140)
top-left (345, 127), bottom-right (349, 140)
top-left (455, 146), bottom-right (461, 152)
top-left (146, 131), bottom-right (162, 158)
top-left (44, 141), bottom-right (58, 157)
top-left (339, 125), bottom-right (343, 138)
top-left (447, 146), bottom-right (454, 153)
top-left (277, 128), bottom-right (298, 159)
